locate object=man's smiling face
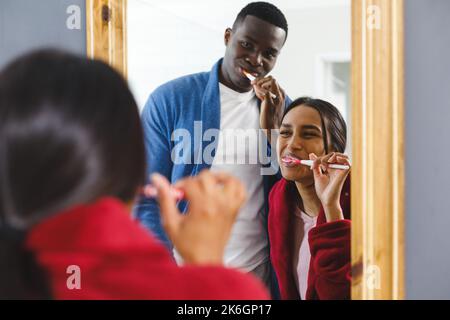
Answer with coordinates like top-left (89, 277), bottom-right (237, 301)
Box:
top-left (220, 15), bottom-right (287, 93)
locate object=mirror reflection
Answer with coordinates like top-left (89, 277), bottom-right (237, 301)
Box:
top-left (128, 0), bottom-right (352, 300)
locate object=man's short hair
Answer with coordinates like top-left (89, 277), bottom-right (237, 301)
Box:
top-left (233, 2), bottom-right (288, 39)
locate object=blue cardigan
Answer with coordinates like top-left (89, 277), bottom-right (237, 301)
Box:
top-left (134, 58), bottom-right (291, 251)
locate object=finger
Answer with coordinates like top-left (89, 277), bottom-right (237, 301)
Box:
top-left (262, 78), bottom-right (277, 92)
top-left (151, 174), bottom-right (182, 236)
top-left (197, 169), bottom-right (216, 189)
top-left (198, 170), bottom-right (236, 199)
top-left (310, 154), bottom-right (323, 179)
top-left (265, 90), bottom-right (274, 104)
top-left (328, 152), bottom-right (337, 162)
top-left (217, 173), bottom-right (239, 196)
top-left (172, 176), bottom-right (203, 202)
top-left (254, 76), bottom-right (273, 87)
top-left (317, 153), bottom-right (333, 173)
top-left (260, 81), bottom-right (273, 91)
top-left (142, 184), bottom-right (158, 198)
top-left (272, 79), bottom-right (283, 99)
top-left (309, 153), bottom-right (321, 171)
top-left (263, 79), bottom-right (282, 101)
top-left (334, 157), bottom-right (351, 174)
top-left (335, 156), bottom-right (351, 166)
top-left (173, 175), bottom-right (195, 190)
top-left (253, 86), bottom-right (268, 100)
top-left (321, 153), bottom-right (334, 164)
top-left (330, 152), bottom-right (349, 160)
top-left (209, 171), bottom-right (234, 184)
top-left (254, 84), bottom-right (274, 102)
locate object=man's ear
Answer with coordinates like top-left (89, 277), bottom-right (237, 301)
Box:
top-left (224, 28), bottom-right (232, 46)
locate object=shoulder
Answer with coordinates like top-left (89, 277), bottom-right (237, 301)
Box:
top-left (150, 71), bottom-right (210, 100)
top-left (269, 178), bottom-right (290, 204)
top-left (268, 178), bottom-right (294, 236)
top-left (142, 71), bottom-right (210, 119)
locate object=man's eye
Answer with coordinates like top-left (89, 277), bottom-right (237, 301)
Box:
top-left (241, 41), bottom-right (251, 48)
top-left (279, 131), bottom-right (291, 136)
top-left (265, 52), bottom-right (276, 59)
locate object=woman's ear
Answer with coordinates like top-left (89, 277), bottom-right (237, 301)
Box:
top-left (224, 28), bottom-right (232, 46)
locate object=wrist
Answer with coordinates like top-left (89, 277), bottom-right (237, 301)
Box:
top-left (323, 204), bottom-right (344, 222)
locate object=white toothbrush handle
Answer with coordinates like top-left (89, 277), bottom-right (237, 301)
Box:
top-left (245, 73), bottom-right (277, 99)
top-left (299, 160), bottom-right (350, 170)
top-left (329, 163), bottom-right (350, 170)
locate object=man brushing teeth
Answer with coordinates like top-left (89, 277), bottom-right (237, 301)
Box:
top-left (219, 11), bottom-right (287, 109)
top-left (136, 2), bottom-right (291, 298)
top-left (213, 4), bottom-right (290, 294)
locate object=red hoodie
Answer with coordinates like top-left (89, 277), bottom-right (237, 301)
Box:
top-left (268, 178), bottom-right (351, 300)
top-left (26, 197), bottom-right (269, 300)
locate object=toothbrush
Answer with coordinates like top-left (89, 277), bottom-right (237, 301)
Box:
top-left (281, 157), bottom-right (350, 170)
top-left (142, 185), bottom-right (185, 200)
top-left (243, 70), bottom-right (277, 99)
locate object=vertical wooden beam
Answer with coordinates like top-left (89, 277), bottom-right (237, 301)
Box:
top-left (86, 0), bottom-right (127, 78)
top-left (351, 0), bottom-right (405, 300)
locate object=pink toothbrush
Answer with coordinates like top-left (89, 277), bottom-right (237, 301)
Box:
top-left (141, 185), bottom-right (185, 200)
top-left (281, 156), bottom-right (350, 170)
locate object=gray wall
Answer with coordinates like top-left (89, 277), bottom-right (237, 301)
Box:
top-left (405, 0), bottom-right (450, 299)
top-left (0, 0), bottom-right (86, 69)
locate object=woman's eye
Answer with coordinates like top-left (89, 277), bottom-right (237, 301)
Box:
top-left (279, 131), bottom-right (291, 136)
top-left (303, 132), bottom-right (319, 139)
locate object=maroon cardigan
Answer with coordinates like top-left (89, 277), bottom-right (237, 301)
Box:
top-left (268, 177), bottom-right (351, 300)
top-left (26, 197), bottom-right (269, 300)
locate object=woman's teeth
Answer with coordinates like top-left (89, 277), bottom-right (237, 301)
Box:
top-left (281, 156), bottom-right (300, 164)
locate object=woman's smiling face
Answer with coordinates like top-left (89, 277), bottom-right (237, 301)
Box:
top-left (277, 105), bottom-right (327, 183)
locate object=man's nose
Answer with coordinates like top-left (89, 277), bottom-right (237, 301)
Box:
top-left (245, 53), bottom-right (263, 67)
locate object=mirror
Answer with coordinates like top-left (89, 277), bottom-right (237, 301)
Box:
top-left (88, 0), bottom-right (407, 301)
top-left (126, 0), bottom-right (354, 300)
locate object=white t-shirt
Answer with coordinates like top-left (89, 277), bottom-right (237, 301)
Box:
top-left (174, 83), bottom-right (267, 271)
top-left (293, 209), bottom-right (318, 300)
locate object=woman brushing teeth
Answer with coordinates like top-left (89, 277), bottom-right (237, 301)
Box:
top-left (262, 96), bottom-right (352, 300)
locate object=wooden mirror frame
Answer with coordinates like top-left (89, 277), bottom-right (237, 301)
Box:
top-left (351, 0), bottom-right (404, 300)
top-left (86, 0), bottom-right (127, 77)
top-left (86, 0), bottom-right (405, 300)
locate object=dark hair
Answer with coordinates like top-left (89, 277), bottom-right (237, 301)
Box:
top-left (281, 97), bottom-right (347, 154)
top-left (0, 49), bottom-right (146, 299)
top-left (233, 2), bottom-right (288, 39)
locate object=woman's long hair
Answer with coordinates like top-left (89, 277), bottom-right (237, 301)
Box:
top-left (0, 49), bottom-right (146, 299)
